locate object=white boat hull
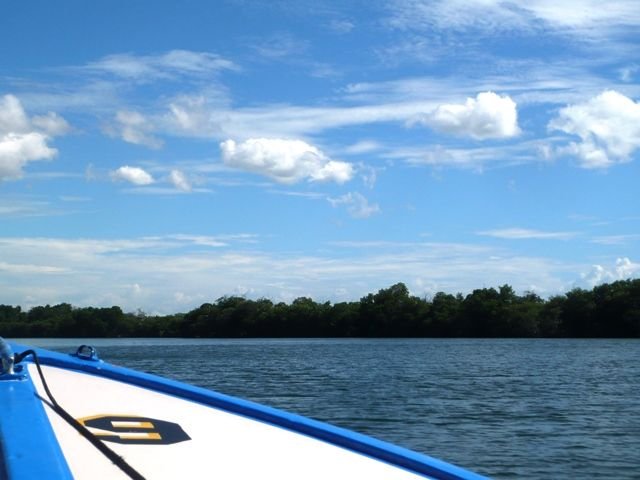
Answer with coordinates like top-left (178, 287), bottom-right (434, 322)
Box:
top-left (0, 341), bottom-right (488, 480)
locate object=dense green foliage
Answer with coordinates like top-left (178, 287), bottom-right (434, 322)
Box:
top-left (1, 279), bottom-right (639, 338)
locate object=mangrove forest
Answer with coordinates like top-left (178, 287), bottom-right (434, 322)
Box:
top-left (1, 279), bottom-right (639, 338)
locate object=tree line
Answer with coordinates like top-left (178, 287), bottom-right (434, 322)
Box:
top-left (1, 279), bottom-right (639, 338)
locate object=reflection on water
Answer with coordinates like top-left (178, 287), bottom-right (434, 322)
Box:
top-left (19, 338), bottom-right (640, 479)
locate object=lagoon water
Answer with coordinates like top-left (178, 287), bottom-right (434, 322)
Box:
top-left (21, 338), bottom-right (640, 479)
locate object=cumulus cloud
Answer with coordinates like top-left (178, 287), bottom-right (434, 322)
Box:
top-left (0, 133), bottom-right (56, 180)
top-left (414, 92), bottom-right (519, 140)
top-left (0, 95), bottom-right (65, 180)
top-left (110, 166), bottom-right (155, 185)
top-left (107, 110), bottom-right (163, 149)
top-left (328, 192), bottom-right (380, 218)
top-left (0, 95), bottom-right (30, 133)
top-left (169, 169), bottom-right (191, 192)
top-left (220, 138), bottom-right (354, 184)
top-left (548, 90), bottom-right (640, 168)
top-left (615, 257), bottom-right (640, 278)
top-left (582, 257), bottom-right (640, 287)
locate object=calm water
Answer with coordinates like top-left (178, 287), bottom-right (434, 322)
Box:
top-left (19, 338), bottom-right (640, 479)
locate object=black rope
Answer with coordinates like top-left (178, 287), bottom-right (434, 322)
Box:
top-left (15, 350), bottom-right (146, 480)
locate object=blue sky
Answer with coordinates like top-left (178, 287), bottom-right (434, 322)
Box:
top-left (1, 0), bottom-right (639, 313)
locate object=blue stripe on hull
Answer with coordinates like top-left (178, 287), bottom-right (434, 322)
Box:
top-left (0, 365), bottom-right (73, 480)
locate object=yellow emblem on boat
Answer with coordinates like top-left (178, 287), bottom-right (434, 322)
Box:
top-left (77, 414), bottom-right (191, 445)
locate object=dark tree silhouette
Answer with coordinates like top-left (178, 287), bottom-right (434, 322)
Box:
top-left (1, 279), bottom-right (639, 338)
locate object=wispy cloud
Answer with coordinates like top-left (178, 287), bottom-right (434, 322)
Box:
top-left (162, 97), bottom-right (440, 139)
top-left (328, 19), bottom-right (355, 34)
top-left (328, 192), bottom-right (380, 218)
top-left (391, 139), bottom-right (554, 171)
top-left (169, 169), bottom-right (192, 192)
top-left (105, 110), bottom-right (163, 149)
top-left (84, 50), bottom-right (238, 81)
top-left (477, 228), bottom-right (578, 240)
top-left (15, 51), bottom-right (633, 160)
top-left (121, 186), bottom-right (212, 196)
top-left (251, 33), bottom-right (309, 59)
top-left (0, 235), bottom-right (588, 311)
top-left (386, 0), bottom-right (640, 37)
top-left (342, 65), bottom-right (637, 107)
top-left (591, 234), bottom-right (640, 245)
top-left (0, 261), bottom-right (68, 274)
top-left (343, 140), bottom-right (383, 155)
top-left (267, 189), bottom-right (326, 200)
top-left (0, 198), bottom-right (53, 217)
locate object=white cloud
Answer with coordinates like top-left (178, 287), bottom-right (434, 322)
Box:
top-left (268, 189), bottom-right (326, 200)
top-left (392, 139), bottom-right (552, 171)
top-left (0, 261), bottom-right (67, 274)
top-left (328, 19), bottom-right (355, 34)
top-left (358, 163), bottom-right (380, 189)
top-left (220, 138), bottom-right (354, 184)
top-left (328, 192), bottom-right (380, 218)
top-left (110, 166), bottom-right (155, 185)
top-left (162, 93), bottom-right (440, 140)
top-left (169, 169), bottom-right (192, 192)
top-left (388, 0), bottom-right (524, 32)
top-left (167, 96), bottom-right (215, 135)
top-left (158, 84), bottom-right (582, 144)
top-left (85, 50), bottom-right (237, 80)
top-left (388, 0), bottom-right (640, 36)
top-left (548, 90), bottom-right (640, 168)
top-left (0, 236), bottom-right (580, 312)
top-left (416, 92), bottom-right (519, 140)
top-left (344, 140), bottom-right (382, 155)
top-left (581, 257), bottom-right (640, 287)
top-left (252, 33), bottom-right (308, 59)
top-left (31, 112), bottom-right (71, 136)
top-left (375, 36), bottom-right (443, 66)
top-left (582, 265), bottom-right (612, 286)
top-left (0, 198), bottom-right (52, 217)
top-left (615, 257), bottom-right (640, 278)
top-left (478, 228), bottom-right (577, 240)
top-left (518, 0), bottom-right (640, 32)
top-left (108, 110), bottom-right (163, 149)
top-left (341, 64), bottom-right (634, 108)
top-left (0, 132), bottom-right (57, 180)
top-left (619, 65), bottom-right (639, 83)
top-left (591, 234), bottom-right (640, 245)
top-left (0, 95), bottom-right (30, 133)
top-left (0, 95), bottom-right (63, 180)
